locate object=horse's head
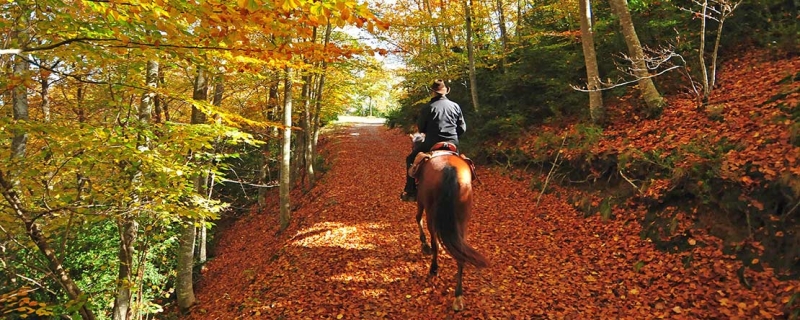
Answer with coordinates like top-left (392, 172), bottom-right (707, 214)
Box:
top-left (410, 133), bottom-right (425, 150)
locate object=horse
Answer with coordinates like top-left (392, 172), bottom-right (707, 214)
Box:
top-left (408, 133), bottom-right (488, 311)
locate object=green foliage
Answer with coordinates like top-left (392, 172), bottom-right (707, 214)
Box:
top-left (477, 113), bottom-right (526, 141)
top-left (0, 118), bottom-right (257, 318)
top-left (569, 124), bottom-right (604, 153)
top-left (726, 0), bottom-right (799, 55)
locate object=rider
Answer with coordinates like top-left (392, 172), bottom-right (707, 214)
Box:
top-left (401, 79), bottom-right (466, 202)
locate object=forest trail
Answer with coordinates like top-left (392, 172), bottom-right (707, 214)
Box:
top-left (190, 124), bottom-right (797, 319)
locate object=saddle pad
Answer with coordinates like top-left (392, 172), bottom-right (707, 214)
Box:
top-left (408, 151), bottom-right (477, 183)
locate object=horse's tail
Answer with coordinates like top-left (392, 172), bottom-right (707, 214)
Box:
top-left (435, 165), bottom-right (488, 269)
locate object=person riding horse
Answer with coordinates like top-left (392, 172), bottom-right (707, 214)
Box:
top-left (401, 79), bottom-right (466, 202)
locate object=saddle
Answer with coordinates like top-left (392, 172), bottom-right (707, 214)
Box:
top-left (408, 143), bottom-right (477, 183)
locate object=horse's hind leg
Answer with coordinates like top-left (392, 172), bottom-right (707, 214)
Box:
top-left (452, 262), bottom-right (465, 311)
top-left (417, 204), bottom-right (432, 255)
top-left (427, 221), bottom-right (439, 277)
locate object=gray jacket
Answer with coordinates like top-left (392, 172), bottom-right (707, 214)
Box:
top-left (417, 95), bottom-right (466, 145)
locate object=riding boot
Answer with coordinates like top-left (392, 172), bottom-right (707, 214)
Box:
top-left (401, 170), bottom-right (417, 202)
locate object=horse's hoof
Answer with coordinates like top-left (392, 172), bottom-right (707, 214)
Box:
top-left (421, 245), bottom-right (432, 255)
top-left (452, 296), bottom-right (464, 312)
top-left (427, 267), bottom-right (438, 280)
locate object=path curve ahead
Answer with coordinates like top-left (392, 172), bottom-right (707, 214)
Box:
top-left (190, 124), bottom-right (795, 319)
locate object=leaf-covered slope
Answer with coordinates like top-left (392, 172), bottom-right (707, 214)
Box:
top-left (518, 50), bottom-right (799, 187)
top-left (190, 124), bottom-right (798, 319)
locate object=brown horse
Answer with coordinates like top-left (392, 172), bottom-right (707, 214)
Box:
top-left (409, 133), bottom-right (488, 311)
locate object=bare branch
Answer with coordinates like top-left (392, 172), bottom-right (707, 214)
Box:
top-left (619, 170), bottom-right (643, 195)
top-left (571, 65), bottom-right (681, 92)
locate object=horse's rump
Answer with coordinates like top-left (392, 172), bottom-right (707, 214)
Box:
top-left (431, 158), bottom-right (488, 269)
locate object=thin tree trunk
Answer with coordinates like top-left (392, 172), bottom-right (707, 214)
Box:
top-left (112, 219), bottom-right (137, 320)
top-left (699, 0), bottom-right (710, 103)
top-left (424, 0), bottom-right (442, 47)
top-left (298, 41), bottom-right (314, 187)
top-left (259, 79), bottom-right (280, 208)
top-left (177, 68), bottom-right (208, 311)
top-left (303, 77), bottom-right (313, 189)
top-left (133, 229), bottom-right (150, 320)
top-left (75, 81), bottom-right (86, 123)
top-left (113, 59), bottom-right (156, 320)
top-left (608, 0), bottom-right (665, 113)
top-left (159, 68), bottom-right (169, 122)
top-left (496, 0), bottom-right (509, 73)
top-left (198, 75), bottom-right (223, 264)
top-left (153, 96), bottom-right (162, 123)
top-left (425, 0), bottom-right (444, 73)
top-left (12, 55), bottom-right (29, 158)
top-left (579, 0), bottom-right (604, 123)
top-left (176, 223), bottom-right (196, 312)
top-left (710, 17), bottom-right (725, 90)
top-left (464, 0), bottom-right (480, 112)
top-left (309, 22), bottom-right (333, 186)
top-left (516, 0), bottom-right (522, 39)
top-left (270, 80), bottom-right (280, 135)
top-left (39, 72), bottom-right (51, 123)
top-left (138, 61), bottom-right (158, 124)
top-left (280, 66), bottom-right (293, 231)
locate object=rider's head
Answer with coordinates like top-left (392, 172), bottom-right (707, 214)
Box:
top-left (431, 79), bottom-right (449, 96)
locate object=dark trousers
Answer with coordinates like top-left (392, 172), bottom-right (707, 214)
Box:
top-left (403, 139), bottom-right (457, 193)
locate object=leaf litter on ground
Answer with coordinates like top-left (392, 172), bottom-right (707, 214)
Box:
top-left (190, 120), bottom-right (799, 319)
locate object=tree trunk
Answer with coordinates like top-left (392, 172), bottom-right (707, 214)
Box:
top-left (464, 0), bottom-right (480, 112)
top-left (496, 0), bottom-right (509, 73)
top-left (608, 0), bottom-right (665, 114)
top-left (699, 0), bottom-right (710, 103)
top-left (303, 81), bottom-right (314, 189)
top-left (12, 55), bottom-right (29, 158)
top-left (138, 61), bottom-right (158, 124)
top-left (280, 66), bottom-right (293, 231)
top-left (176, 223), bottom-right (196, 312)
top-left (269, 80), bottom-right (280, 136)
top-left (424, 0), bottom-right (444, 73)
top-left (298, 44), bottom-right (313, 188)
top-left (579, 0), bottom-right (604, 124)
top-left (177, 68), bottom-right (208, 311)
top-left (160, 68), bottom-right (169, 122)
top-left (710, 13), bottom-right (727, 91)
top-left (112, 59), bottom-right (157, 320)
top-left (112, 219), bottom-right (137, 320)
top-left (703, 0), bottom-right (736, 91)
top-left (309, 22), bottom-right (332, 186)
top-left (260, 79), bottom-right (280, 208)
top-left (39, 71), bottom-right (51, 123)
top-left (199, 75), bottom-right (223, 264)
top-left (516, 0), bottom-right (522, 38)
top-left (424, 0), bottom-right (441, 47)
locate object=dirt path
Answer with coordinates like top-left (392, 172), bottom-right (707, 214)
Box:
top-left (190, 124), bottom-right (797, 319)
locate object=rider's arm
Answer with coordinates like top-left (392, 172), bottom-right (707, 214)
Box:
top-left (417, 105), bottom-right (430, 133)
top-left (456, 105), bottom-right (466, 137)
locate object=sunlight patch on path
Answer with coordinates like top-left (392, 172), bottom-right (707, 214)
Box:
top-left (290, 222), bottom-right (392, 250)
top-left (328, 258), bottom-right (421, 284)
top-left (360, 288), bottom-right (387, 299)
